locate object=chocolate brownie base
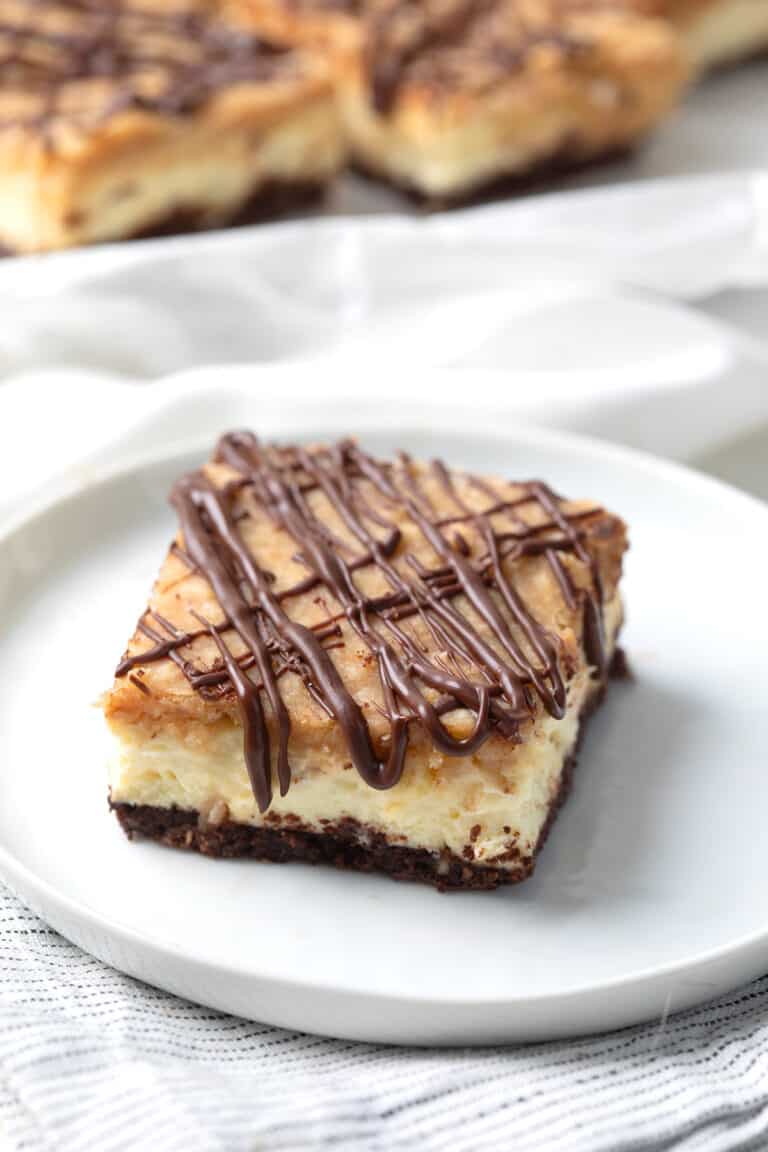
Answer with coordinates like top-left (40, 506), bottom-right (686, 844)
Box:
top-left (130, 179), bottom-right (327, 239)
top-left (350, 144), bottom-right (632, 211)
top-left (112, 803), bottom-right (533, 889)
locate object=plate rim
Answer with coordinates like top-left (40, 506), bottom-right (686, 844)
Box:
top-left (2, 402), bottom-right (768, 1025)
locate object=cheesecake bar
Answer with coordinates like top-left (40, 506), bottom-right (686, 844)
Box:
top-left (234, 0), bottom-right (687, 202)
top-left (0, 0), bottom-right (343, 252)
top-left (647, 0), bottom-right (768, 69)
top-left (104, 433), bottom-right (628, 890)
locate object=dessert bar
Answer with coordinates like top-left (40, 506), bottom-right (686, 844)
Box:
top-left (105, 433), bottom-right (628, 889)
top-left (233, 0), bottom-right (687, 201)
top-left (0, 0), bottom-right (343, 251)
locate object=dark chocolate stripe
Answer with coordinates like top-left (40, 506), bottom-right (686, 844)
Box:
top-left (0, 0), bottom-right (292, 137)
top-left (365, 0), bottom-right (585, 114)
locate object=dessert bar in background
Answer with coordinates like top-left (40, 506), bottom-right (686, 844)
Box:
top-left (234, 0), bottom-right (688, 201)
top-left (104, 433), bottom-right (628, 889)
top-left (2, 0), bottom-right (763, 250)
top-left (339, 0), bottom-right (687, 201)
top-left (0, 0), bottom-right (343, 252)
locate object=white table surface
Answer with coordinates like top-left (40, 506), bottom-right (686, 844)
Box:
top-left (695, 423), bottom-right (768, 502)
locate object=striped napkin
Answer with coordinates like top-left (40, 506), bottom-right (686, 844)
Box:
top-left (3, 885), bottom-right (768, 1152)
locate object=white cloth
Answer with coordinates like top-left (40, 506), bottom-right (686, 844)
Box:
top-left (1, 164), bottom-right (768, 1151)
top-left (1, 170), bottom-right (767, 522)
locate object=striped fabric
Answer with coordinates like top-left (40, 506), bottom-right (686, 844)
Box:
top-left (2, 888), bottom-right (768, 1152)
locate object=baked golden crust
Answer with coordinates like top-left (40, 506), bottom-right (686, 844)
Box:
top-left (226, 0), bottom-right (361, 53)
top-left (0, 0), bottom-right (343, 250)
top-left (0, 0), bottom-right (331, 143)
top-left (105, 441), bottom-right (627, 740)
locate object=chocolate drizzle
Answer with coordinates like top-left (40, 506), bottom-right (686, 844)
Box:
top-left (116, 434), bottom-right (610, 813)
top-left (364, 0), bottom-right (588, 114)
top-left (0, 0), bottom-right (292, 138)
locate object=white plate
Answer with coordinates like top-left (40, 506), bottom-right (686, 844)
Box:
top-left (1, 399), bottom-right (767, 1045)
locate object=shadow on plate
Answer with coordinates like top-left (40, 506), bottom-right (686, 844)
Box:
top-left (510, 670), bottom-right (697, 911)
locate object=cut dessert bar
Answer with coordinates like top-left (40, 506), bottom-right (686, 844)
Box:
top-left (346, 0), bottom-right (688, 201)
top-left (0, 0), bottom-right (343, 252)
top-left (104, 433), bottom-right (628, 890)
top-left (232, 0), bottom-right (687, 201)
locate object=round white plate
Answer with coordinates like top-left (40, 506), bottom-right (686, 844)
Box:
top-left (1, 400), bottom-right (767, 1045)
